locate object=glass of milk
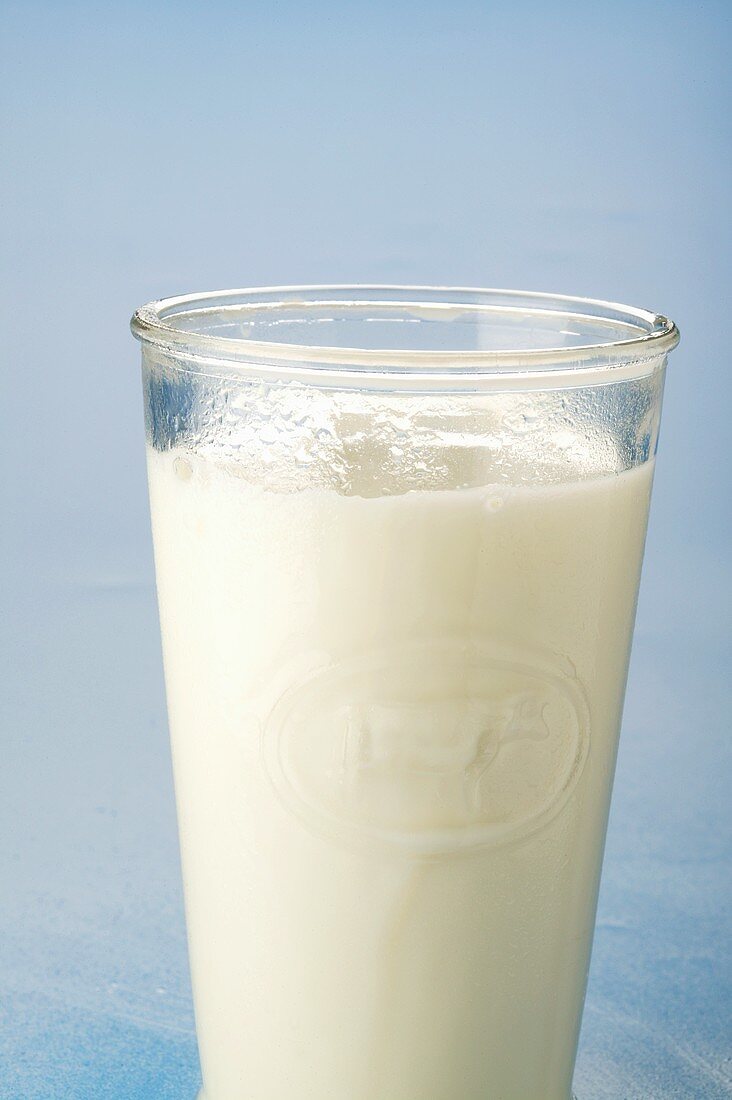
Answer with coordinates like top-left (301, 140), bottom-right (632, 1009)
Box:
top-left (131, 287), bottom-right (679, 1100)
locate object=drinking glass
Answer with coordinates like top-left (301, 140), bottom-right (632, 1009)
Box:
top-left (131, 286), bottom-right (679, 1099)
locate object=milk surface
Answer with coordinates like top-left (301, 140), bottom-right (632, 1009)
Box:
top-left (147, 443), bottom-right (653, 1100)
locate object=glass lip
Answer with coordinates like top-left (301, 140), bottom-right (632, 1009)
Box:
top-left (130, 285), bottom-right (679, 387)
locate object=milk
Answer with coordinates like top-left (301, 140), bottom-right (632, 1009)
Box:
top-left (147, 442), bottom-right (653, 1100)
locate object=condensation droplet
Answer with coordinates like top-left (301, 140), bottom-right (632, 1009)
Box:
top-left (174, 456), bottom-right (193, 481)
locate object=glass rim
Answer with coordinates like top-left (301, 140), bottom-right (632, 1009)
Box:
top-left (130, 285), bottom-right (679, 388)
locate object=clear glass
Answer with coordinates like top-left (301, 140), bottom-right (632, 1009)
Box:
top-left (132, 287), bottom-right (678, 1100)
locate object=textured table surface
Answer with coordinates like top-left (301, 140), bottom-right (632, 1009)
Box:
top-left (1, 2), bottom-right (730, 1097)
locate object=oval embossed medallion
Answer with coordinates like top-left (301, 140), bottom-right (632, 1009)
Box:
top-left (262, 639), bottom-right (589, 854)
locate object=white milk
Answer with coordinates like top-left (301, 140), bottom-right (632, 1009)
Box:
top-left (147, 444), bottom-right (653, 1100)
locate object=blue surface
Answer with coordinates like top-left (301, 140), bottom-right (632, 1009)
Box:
top-left (1, 1), bottom-right (730, 1096)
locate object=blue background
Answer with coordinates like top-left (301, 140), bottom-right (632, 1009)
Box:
top-left (1, 1), bottom-right (730, 1096)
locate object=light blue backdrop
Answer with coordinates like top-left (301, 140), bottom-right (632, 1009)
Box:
top-left (1, 1), bottom-right (730, 1097)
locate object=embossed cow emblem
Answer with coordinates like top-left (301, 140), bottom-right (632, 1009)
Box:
top-left (263, 640), bottom-right (589, 854)
top-left (335, 692), bottom-right (550, 818)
